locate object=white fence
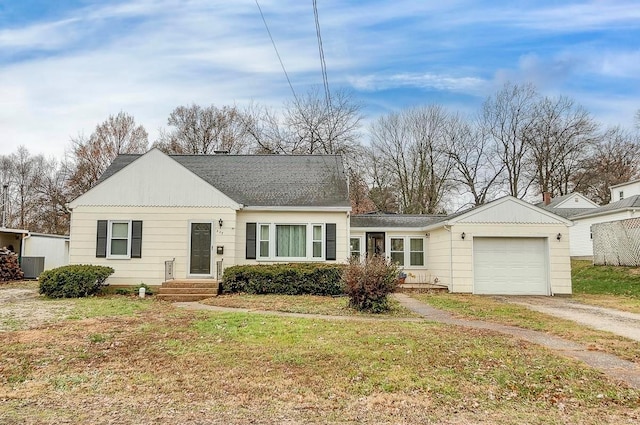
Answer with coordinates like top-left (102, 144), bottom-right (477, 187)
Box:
top-left (592, 218), bottom-right (640, 266)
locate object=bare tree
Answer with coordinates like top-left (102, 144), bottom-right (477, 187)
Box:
top-left (369, 105), bottom-right (454, 214)
top-left (444, 114), bottom-right (504, 207)
top-left (69, 112), bottom-right (148, 195)
top-left (482, 82), bottom-right (538, 198)
top-left (282, 87), bottom-right (363, 156)
top-left (153, 104), bottom-right (251, 155)
top-left (9, 146), bottom-right (40, 229)
top-left (572, 126), bottom-right (640, 204)
top-left (32, 157), bottom-right (72, 234)
top-left (525, 96), bottom-right (599, 197)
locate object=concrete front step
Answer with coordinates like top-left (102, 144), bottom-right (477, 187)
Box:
top-left (161, 280), bottom-right (218, 289)
top-left (396, 283), bottom-right (449, 292)
top-left (158, 279), bottom-right (219, 302)
top-left (158, 287), bottom-right (218, 295)
top-left (156, 294), bottom-right (217, 302)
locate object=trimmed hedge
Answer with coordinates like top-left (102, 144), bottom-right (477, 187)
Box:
top-left (39, 264), bottom-right (115, 298)
top-left (221, 263), bottom-right (345, 296)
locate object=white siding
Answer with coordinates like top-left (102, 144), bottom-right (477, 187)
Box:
top-left (456, 198), bottom-right (565, 224)
top-left (23, 235), bottom-right (69, 270)
top-left (448, 223), bottom-right (571, 295)
top-left (610, 181), bottom-right (640, 203)
top-left (554, 194), bottom-right (598, 209)
top-left (68, 149), bottom-right (240, 209)
top-left (571, 211), bottom-right (636, 257)
top-left (426, 227), bottom-right (452, 289)
top-left (69, 206), bottom-right (237, 286)
top-left (235, 210), bottom-right (349, 265)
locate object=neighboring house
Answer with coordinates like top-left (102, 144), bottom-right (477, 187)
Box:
top-left (570, 195), bottom-right (640, 258)
top-left (351, 196), bottom-right (572, 295)
top-left (67, 149), bottom-right (351, 286)
top-left (610, 179), bottom-right (640, 203)
top-left (536, 192), bottom-right (599, 258)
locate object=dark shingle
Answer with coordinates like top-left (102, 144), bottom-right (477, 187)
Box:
top-left (100, 153), bottom-right (350, 208)
top-left (350, 214), bottom-right (445, 228)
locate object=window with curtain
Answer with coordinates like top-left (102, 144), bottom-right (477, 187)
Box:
top-left (312, 225), bottom-right (323, 258)
top-left (276, 225), bottom-right (307, 257)
top-left (410, 238), bottom-right (424, 266)
top-left (259, 224), bottom-right (270, 258)
top-left (109, 222), bottom-right (130, 257)
top-left (390, 238), bottom-right (404, 265)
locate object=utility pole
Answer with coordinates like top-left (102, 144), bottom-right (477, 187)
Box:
top-left (1, 183), bottom-right (8, 228)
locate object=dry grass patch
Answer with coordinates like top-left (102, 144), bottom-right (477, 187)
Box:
top-left (413, 293), bottom-right (640, 364)
top-left (573, 294), bottom-right (640, 314)
top-left (1, 299), bottom-right (639, 424)
top-left (201, 293), bottom-right (419, 318)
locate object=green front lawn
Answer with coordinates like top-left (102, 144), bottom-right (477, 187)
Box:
top-left (1, 295), bottom-right (638, 424)
top-left (572, 260), bottom-right (640, 297)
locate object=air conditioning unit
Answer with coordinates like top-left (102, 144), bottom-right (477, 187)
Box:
top-left (21, 257), bottom-right (45, 279)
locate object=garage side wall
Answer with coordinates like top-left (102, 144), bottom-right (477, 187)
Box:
top-left (426, 227), bottom-right (452, 289)
top-left (449, 223), bottom-right (572, 295)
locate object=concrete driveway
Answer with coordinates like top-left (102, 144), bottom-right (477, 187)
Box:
top-left (495, 296), bottom-right (640, 342)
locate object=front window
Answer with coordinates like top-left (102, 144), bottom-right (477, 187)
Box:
top-left (350, 237), bottom-right (361, 260)
top-left (259, 224), bottom-right (270, 258)
top-left (390, 238), bottom-right (405, 265)
top-left (312, 225), bottom-right (323, 258)
top-left (410, 238), bottom-right (424, 266)
top-left (276, 224), bottom-right (307, 257)
top-left (109, 221), bottom-right (130, 258)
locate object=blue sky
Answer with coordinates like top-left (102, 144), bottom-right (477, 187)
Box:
top-left (1, 0), bottom-right (639, 158)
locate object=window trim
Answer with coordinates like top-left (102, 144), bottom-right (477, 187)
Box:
top-left (107, 220), bottom-right (132, 259)
top-left (389, 237), bottom-right (405, 266)
top-left (350, 236), bottom-right (363, 260)
top-left (256, 223), bottom-right (326, 262)
top-left (386, 235), bottom-right (427, 268)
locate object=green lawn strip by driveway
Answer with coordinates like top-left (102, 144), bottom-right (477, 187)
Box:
top-left (571, 260), bottom-right (640, 313)
top-left (412, 293), bottom-right (640, 364)
top-left (201, 293), bottom-right (421, 318)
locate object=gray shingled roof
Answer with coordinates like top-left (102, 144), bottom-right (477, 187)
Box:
top-left (100, 153), bottom-right (350, 208)
top-left (534, 193), bottom-right (575, 209)
top-left (572, 194), bottom-right (640, 218)
top-left (350, 214), bottom-right (446, 228)
top-left (539, 208), bottom-right (596, 219)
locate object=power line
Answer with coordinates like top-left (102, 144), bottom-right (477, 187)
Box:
top-left (255, 0), bottom-right (298, 102)
top-left (312, 0), bottom-right (331, 109)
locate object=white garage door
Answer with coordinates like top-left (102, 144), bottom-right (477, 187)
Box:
top-left (473, 237), bottom-right (548, 295)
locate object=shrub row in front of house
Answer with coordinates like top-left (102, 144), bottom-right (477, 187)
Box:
top-left (39, 264), bottom-right (114, 298)
top-left (220, 263), bottom-right (345, 296)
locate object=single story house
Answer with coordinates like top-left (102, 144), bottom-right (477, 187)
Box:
top-left (68, 149), bottom-right (572, 295)
top-left (351, 196), bottom-right (572, 295)
top-left (536, 192), bottom-right (599, 259)
top-left (67, 149), bottom-right (351, 286)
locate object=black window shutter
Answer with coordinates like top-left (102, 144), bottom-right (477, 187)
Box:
top-left (246, 223), bottom-right (257, 259)
top-left (131, 221), bottom-right (143, 258)
top-left (96, 220), bottom-right (107, 258)
top-left (325, 223), bottom-right (336, 261)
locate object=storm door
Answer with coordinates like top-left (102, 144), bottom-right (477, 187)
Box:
top-left (366, 232), bottom-right (385, 257)
top-left (190, 222), bottom-right (212, 275)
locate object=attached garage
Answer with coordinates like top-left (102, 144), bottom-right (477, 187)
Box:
top-left (421, 196), bottom-right (573, 295)
top-left (351, 196), bottom-right (573, 296)
top-left (473, 237), bottom-right (549, 295)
